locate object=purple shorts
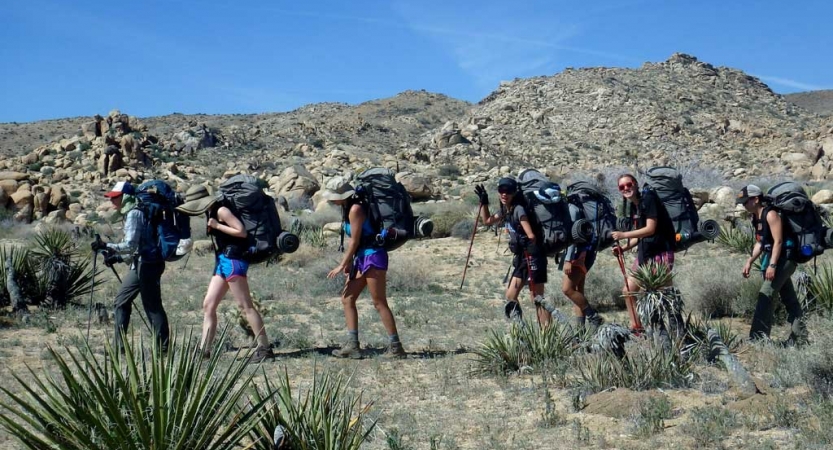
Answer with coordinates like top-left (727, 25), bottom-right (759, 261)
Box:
top-left (354, 251), bottom-right (389, 274)
top-left (632, 250), bottom-right (675, 272)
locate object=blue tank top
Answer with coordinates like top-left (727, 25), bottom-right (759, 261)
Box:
top-left (344, 220), bottom-right (381, 257)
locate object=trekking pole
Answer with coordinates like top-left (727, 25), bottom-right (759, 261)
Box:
top-left (86, 236), bottom-right (102, 342)
top-left (460, 204), bottom-right (483, 289)
top-left (614, 243), bottom-right (642, 331)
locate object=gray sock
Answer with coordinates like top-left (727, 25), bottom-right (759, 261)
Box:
top-left (389, 333), bottom-right (400, 344)
top-left (347, 330), bottom-right (359, 344)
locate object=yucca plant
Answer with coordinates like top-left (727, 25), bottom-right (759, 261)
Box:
top-left (0, 331), bottom-right (273, 449)
top-left (808, 263), bottom-right (833, 315)
top-left (28, 228), bottom-right (101, 308)
top-left (472, 321), bottom-right (580, 375)
top-left (716, 225), bottom-right (755, 255)
top-left (574, 340), bottom-right (696, 393)
top-left (290, 220), bottom-right (327, 249)
top-left (249, 368), bottom-right (376, 450)
top-left (630, 263), bottom-right (684, 340)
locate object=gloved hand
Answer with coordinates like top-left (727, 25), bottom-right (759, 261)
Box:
top-left (91, 239), bottom-right (107, 252)
top-left (474, 184), bottom-right (489, 206)
top-left (103, 252), bottom-right (123, 267)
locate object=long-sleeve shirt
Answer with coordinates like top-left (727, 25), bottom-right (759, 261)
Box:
top-left (106, 208), bottom-right (159, 263)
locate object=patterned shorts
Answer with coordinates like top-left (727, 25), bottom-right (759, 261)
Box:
top-left (632, 250), bottom-right (675, 272)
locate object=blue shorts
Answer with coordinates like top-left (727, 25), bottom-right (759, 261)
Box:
top-left (214, 253), bottom-right (249, 280)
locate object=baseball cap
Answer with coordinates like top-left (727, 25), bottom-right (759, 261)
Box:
top-left (104, 181), bottom-right (135, 198)
top-left (736, 184), bottom-right (763, 204)
top-left (497, 177), bottom-right (518, 193)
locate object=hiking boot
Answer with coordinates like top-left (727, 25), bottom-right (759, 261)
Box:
top-left (585, 311), bottom-right (605, 332)
top-left (504, 301), bottom-right (523, 323)
top-left (381, 341), bottom-right (406, 359)
top-left (250, 345), bottom-right (275, 364)
top-left (331, 341), bottom-right (362, 359)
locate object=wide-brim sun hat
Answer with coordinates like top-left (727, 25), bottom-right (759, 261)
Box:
top-left (322, 181), bottom-right (356, 201)
top-left (176, 185), bottom-right (218, 216)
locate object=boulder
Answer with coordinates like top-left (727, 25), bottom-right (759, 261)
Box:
top-left (272, 165), bottom-right (320, 202)
top-left (396, 172), bottom-right (433, 199)
top-left (43, 209), bottom-right (67, 225)
top-left (689, 188), bottom-right (710, 209)
top-left (33, 191), bottom-right (48, 219)
top-left (710, 186), bottom-right (737, 210)
top-left (0, 179), bottom-right (18, 196)
top-left (812, 189), bottom-right (833, 205)
top-left (323, 221), bottom-right (342, 237)
top-left (781, 152), bottom-right (809, 163)
top-left (50, 186), bottom-right (69, 209)
top-left (10, 190), bottom-right (33, 223)
top-left (81, 121), bottom-right (98, 139)
top-left (0, 171), bottom-right (29, 182)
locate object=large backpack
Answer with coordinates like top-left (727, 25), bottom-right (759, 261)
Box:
top-left (135, 180), bottom-right (192, 262)
top-left (642, 166), bottom-right (720, 251)
top-left (352, 168), bottom-right (432, 252)
top-left (566, 181), bottom-right (618, 251)
top-left (218, 174), bottom-right (299, 264)
top-left (517, 169), bottom-right (592, 257)
top-left (766, 182), bottom-right (833, 263)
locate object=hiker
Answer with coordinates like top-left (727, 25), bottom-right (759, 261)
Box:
top-left (324, 180), bottom-right (406, 359)
top-left (176, 185), bottom-right (275, 362)
top-left (90, 181), bottom-right (170, 353)
top-left (560, 241), bottom-right (605, 331)
top-left (610, 173), bottom-right (677, 333)
top-left (737, 185), bottom-right (808, 345)
top-left (474, 177), bottom-right (552, 325)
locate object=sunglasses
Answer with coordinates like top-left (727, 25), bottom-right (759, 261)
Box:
top-left (618, 182), bottom-right (634, 192)
top-left (498, 187), bottom-right (516, 194)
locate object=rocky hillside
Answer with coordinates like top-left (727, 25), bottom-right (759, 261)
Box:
top-left (786, 90), bottom-right (833, 116)
top-left (426, 53), bottom-right (832, 183)
top-left (2, 54), bottom-right (833, 229)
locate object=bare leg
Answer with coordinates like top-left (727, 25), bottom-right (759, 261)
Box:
top-left (228, 277), bottom-right (269, 348)
top-left (364, 268), bottom-right (398, 336)
top-left (201, 275), bottom-right (230, 353)
top-left (562, 270), bottom-right (590, 316)
top-left (341, 275), bottom-right (368, 333)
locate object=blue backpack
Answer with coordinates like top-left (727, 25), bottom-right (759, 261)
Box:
top-left (135, 180), bottom-right (192, 261)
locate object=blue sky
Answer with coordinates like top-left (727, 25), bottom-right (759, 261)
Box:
top-left (1, 0), bottom-right (830, 123)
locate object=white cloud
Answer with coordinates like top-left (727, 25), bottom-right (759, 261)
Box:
top-left (391, 1), bottom-right (634, 92)
top-left (753, 75), bottom-right (828, 92)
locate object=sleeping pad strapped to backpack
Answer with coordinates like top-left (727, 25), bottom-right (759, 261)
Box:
top-left (218, 174), bottom-right (299, 264)
top-left (766, 181), bottom-right (833, 263)
top-left (352, 168), bottom-right (433, 252)
top-left (517, 169), bottom-right (593, 257)
top-left (642, 166), bottom-right (720, 252)
top-left (566, 180), bottom-right (619, 251)
top-left (135, 180), bottom-right (192, 261)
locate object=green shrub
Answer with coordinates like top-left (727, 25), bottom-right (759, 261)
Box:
top-left (630, 396), bottom-right (673, 437)
top-left (680, 406), bottom-right (737, 449)
top-left (0, 332), bottom-right (269, 449)
top-left (717, 225), bottom-right (755, 255)
top-left (472, 321), bottom-right (580, 375)
top-left (424, 204), bottom-right (474, 238)
top-left (808, 263), bottom-right (833, 315)
top-left (249, 368), bottom-right (376, 450)
top-left (574, 340), bottom-right (696, 393)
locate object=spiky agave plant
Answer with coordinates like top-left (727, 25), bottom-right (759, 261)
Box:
top-left (472, 321), bottom-right (581, 375)
top-left (808, 263), bottom-right (833, 315)
top-left (0, 330), bottom-right (273, 450)
top-left (630, 263), bottom-right (685, 340)
top-left (716, 225), bottom-right (755, 255)
top-left (249, 367), bottom-right (376, 450)
top-left (28, 228), bottom-right (101, 308)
